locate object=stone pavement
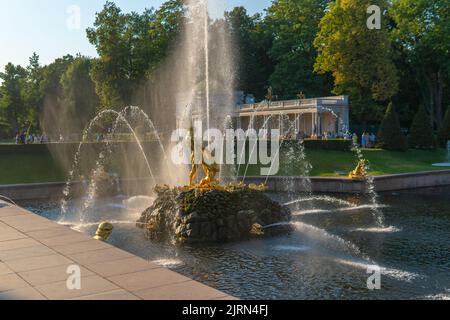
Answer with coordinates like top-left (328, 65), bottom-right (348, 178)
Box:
top-left (0, 201), bottom-right (235, 300)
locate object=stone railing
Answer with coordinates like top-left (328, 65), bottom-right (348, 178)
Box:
top-left (238, 96), bottom-right (348, 111)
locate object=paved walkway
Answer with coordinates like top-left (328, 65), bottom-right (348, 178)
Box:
top-left (0, 201), bottom-right (235, 300)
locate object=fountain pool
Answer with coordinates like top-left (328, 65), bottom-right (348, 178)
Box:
top-left (21, 186), bottom-right (450, 300)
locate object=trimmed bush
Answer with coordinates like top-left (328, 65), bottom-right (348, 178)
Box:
top-left (438, 107), bottom-right (450, 147)
top-left (377, 103), bottom-right (408, 151)
top-left (302, 139), bottom-right (352, 151)
top-left (0, 143), bottom-right (51, 155)
top-left (409, 105), bottom-right (436, 149)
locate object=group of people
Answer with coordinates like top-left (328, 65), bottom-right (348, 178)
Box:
top-left (309, 131), bottom-right (351, 140)
top-left (358, 132), bottom-right (377, 148)
top-left (15, 132), bottom-right (49, 144)
top-left (307, 130), bottom-right (377, 148)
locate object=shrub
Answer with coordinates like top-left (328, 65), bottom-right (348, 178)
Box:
top-left (408, 105), bottom-right (436, 149)
top-left (302, 139), bottom-right (352, 151)
top-left (438, 107), bottom-right (450, 148)
top-left (377, 103), bottom-right (408, 151)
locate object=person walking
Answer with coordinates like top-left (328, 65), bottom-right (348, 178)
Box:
top-left (369, 133), bottom-right (376, 148)
top-left (27, 133), bottom-right (34, 144)
top-left (361, 132), bottom-right (367, 148)
top-left (19, 132), bottom-right (26, 144)
top-left (365, 132), bottom-right (370, 148)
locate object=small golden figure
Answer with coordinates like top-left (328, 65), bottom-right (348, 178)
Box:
top-left (349, 160), bottom-right (368, 181)
top-left (265, 86), bottom-right (274, 102)
top-left (94, 222), bottom-right (114, 241)
top-left (297, 91), bottom-right (306, 100)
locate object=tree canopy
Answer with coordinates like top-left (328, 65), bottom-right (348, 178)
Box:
top-left (314, 0), bottom-right (398, 124)
top-left (391, 0), bottom-right (450, 129)
top-left (266, 0), bottom-right (332, 100)
top-left (1, 0), bottom-right (450, 140)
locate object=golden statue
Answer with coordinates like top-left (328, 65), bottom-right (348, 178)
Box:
top-left (349, 160), bottom-right (368, 181)
top-left (93, 222), bottom-right (114, 241)
top-left (188, 126), bottom-right (220, 189)
top-left (185, 124), bottom-right (265, 191)
top-left (189, 126), bottom-right (199, 186)
top-left (199, 147), bottom-right (220, 188)
top-left (297, 91), bottom-right (306, 100)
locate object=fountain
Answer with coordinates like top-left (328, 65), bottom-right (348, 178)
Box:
top-left (54, 0), bottom-right (393, 246)
top-left (25, 0), bottom-right (448, 300)
top-left (137, 125), bottom-right (293, 245)
top-left (432, 140), bottom-right (450, 167)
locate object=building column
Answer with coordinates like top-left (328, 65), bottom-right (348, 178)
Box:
top-left (313, 112), bottom-right (319, 136)
top-left (317, 112), bottom-right (322, 136)
top-left (279, 114), bottom-right (283, 134)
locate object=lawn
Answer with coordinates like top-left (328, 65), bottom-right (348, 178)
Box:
top-left (0, 148), bottom-right (448, 185)
top-left (0, 153), bottom-right (65, 185)
top-left (240, 148), bottom-right (449, 177)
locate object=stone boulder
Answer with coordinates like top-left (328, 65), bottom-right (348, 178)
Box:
top-left (137, 185), bottom-right (292, 245)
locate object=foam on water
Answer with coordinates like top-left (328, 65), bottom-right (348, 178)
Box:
top-left (333, 258), bottom-right (422, 282)
top-left (351, 226), bottom-right (401, 233)
top-left (285, 196), bottom-right (356, 208)
top-left (123, 195), bottom-right (155, 210)
top-left (273, 245), bottom-right (310, 252)
top-left (423, 292), bottom-right (450, 300)
top-left (59, 220), bottom-right (136, 232)
top-left (292, 209), bottom-right (331, 216)
top-left (292, 204), bottom-right (388, 216)
top-left (152, 259), bottom-right (184, 268)
top-left (291, 222), bottom-right (364, 258)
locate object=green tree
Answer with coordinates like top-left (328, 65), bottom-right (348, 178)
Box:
top-left (147, 0), bottom-right (185, 71)
top-left (60, 56), bottom-right (100, 135)
top-left (22, 53), bottom-right (44, 132)
top-left (377, 102), bottom-right (408, 151)
top-left (409, 105), bottom-right (436, 149)
top-left (39, 55), bottom-right (74, 137)
top-left (0, 63), bottom-right (27, 137)
top-left (87, 1), bottom-right (184, 109)
top-left (438, 107), bottom-right (450, 147)
top-left (266, 0), bottom-right (331, 100)
top-left (391, 0), bottom-right (450, 129)
top-left (314, 0), bottom-right (398, 124)
top-left (225, 7), bottom-right (273, 100)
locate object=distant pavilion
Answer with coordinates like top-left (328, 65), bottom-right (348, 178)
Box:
top-left (233, 95), bottom-right (350, 138)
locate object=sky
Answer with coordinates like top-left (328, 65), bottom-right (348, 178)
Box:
top-left (0, 0), bottom-right (271, 71)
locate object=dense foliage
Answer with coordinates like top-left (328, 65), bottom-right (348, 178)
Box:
top-left (377, 103), bottom-right (408, 151)
top-left (314, 0), bottom-right (398, 125)
top-left (1, 0), bottom-right (449, 142)
top-left (437, 108), bottom-right (450, 147)
top-left (409, 105), bottom-right (436, 149)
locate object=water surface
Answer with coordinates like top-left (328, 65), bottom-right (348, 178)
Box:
top-left (22, 187), bottom-right (450, 300)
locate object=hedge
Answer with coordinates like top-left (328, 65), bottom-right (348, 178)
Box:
top-left (302, 139), bottom-right (352, 151)
top-left (0, 139), bottom-right (354, 159)
top-left (438, 108), bottom-right (450, 147)
top-left (377, 103), bottom-right (408, 151)
top-left (0, 141), bottom-right (163, 156)
top-left (409, 105), bottom-right (436, 149)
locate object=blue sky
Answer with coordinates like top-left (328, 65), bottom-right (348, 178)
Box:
top-left (0, 0), bottom-right (271, 70)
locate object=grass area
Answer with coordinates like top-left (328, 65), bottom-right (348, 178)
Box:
top-left (0, 153), bottom-right (65, 185)
top-left (241, 148), bottom-right (449, 177)
top-left (0, 148), bottom-right (448, 185)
